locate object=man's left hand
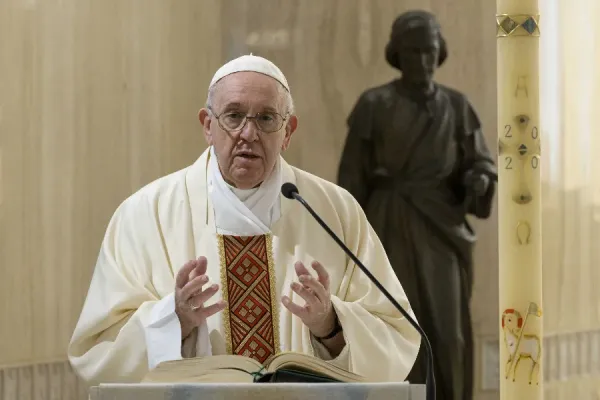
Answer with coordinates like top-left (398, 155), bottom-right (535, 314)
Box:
top-left (281, 260), bottom-right (337, 338)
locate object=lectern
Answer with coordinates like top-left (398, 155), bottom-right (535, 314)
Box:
top-left (89, 382), bottom-right (426, 400)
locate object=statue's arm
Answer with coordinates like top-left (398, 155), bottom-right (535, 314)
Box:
top-left (337, 94), bottom-right (375, 209)
top-left (459, 100), bottom-right (498, 219)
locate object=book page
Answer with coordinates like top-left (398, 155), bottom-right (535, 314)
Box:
top-left (143, 355), bottom-right (264, 383)
top-left (266, 352), bottom-right (366, 383)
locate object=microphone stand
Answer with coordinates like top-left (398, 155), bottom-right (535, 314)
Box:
top-left (286, 188), bottom-right (436, 400)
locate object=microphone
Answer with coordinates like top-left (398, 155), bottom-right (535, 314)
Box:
top-left (281, 182), bottom-right (436, 400)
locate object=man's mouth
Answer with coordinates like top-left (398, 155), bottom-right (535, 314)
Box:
top-left (235, 152), bottom-right (260, 159)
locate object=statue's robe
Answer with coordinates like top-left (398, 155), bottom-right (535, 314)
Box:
top-left (68, 147), bottom-right (421, 387)
top-left (338, 80), bottom-right (497, 400)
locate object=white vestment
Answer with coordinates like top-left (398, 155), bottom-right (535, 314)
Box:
top-left (67, 147), bottom-right (421, 386)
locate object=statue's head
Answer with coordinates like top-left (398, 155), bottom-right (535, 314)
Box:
top-left (385, 10), bottom-right (448, 85)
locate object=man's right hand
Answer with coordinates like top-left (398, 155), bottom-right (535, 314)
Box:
top-left (174, 256), bottom-right (226, 340)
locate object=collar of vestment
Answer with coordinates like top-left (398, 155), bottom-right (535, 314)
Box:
top-left (184, 147), bottom-right (297, 239)
top-left (207, 146), bottom-right (281, 235)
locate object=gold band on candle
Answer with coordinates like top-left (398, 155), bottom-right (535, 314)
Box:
top-left (497, 15), bottom-right (541, 37)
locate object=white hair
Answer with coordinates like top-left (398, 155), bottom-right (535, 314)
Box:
top-left (206, 77), bottom-right (295, 115)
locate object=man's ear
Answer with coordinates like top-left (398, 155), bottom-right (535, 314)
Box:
top-left (198, 108), bottom-right (213, 145)
top-left (281, 115), bottom-right (298, 151)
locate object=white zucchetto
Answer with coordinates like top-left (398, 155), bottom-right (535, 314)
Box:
top-left (209, 54), bottom-right (290, 93)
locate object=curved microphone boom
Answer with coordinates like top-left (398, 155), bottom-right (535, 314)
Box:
top-left (281, 182), bottom-right (436, 400)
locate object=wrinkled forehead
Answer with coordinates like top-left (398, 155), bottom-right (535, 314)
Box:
top-left (212, 71), bottom-right (285, 111)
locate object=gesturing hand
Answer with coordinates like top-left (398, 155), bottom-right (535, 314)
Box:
top-left (174, 256), bottom-right (226, 340)
top-left (281, 260), bottom-right (337, 338)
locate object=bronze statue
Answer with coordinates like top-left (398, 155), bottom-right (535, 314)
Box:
top-left (337, 10), bottom-right (497, 400)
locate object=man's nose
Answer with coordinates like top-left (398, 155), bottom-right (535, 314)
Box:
top-left (239, 118), bottom-right (259, 142)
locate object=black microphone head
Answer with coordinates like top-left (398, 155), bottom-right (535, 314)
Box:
top-left (281, 182), bottom-right (299, 199)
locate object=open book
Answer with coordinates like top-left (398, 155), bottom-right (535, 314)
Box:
top-left (143, 352), bottom-right (366, 384)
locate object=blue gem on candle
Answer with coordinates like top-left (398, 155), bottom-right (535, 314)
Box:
top-left (522, 17), bottom-right (538, 35)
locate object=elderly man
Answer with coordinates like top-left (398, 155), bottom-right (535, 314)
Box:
top-left (68, 55), bottom-right (420, 386)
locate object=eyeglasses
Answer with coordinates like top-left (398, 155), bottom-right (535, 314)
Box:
top-left (208, 107), bottom-right (288, 134)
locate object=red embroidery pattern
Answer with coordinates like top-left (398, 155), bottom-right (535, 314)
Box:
top-left (221, 235), bottom-right (277, 363)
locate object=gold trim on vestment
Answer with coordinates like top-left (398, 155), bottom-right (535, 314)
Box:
top-left (265, 233), bottom-right (281, 354)
top-left (217, 234), bottom-right (233, 355)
